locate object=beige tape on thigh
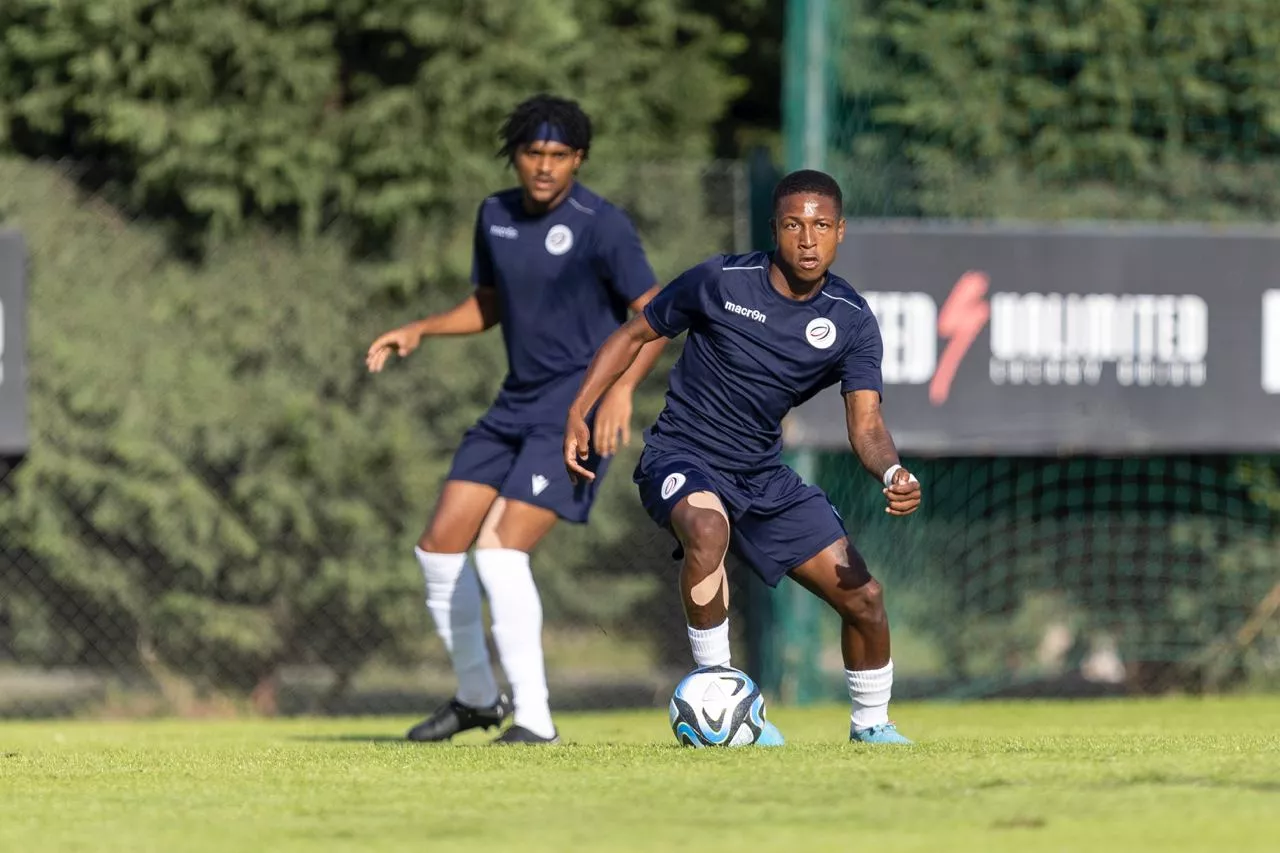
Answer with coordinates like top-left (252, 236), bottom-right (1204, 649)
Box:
top-left (475, 498), bottom-right (507, 550)
top-left (686, 492), bottom-right (730, 609)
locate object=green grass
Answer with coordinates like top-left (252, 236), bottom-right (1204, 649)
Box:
top-left (3, 698), bottom-right (1278, 852)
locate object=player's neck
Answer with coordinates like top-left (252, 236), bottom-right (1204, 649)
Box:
top-left (521, 181), bottom-right (576, 216)
top-left (767, 261), bottom-right (825, 301)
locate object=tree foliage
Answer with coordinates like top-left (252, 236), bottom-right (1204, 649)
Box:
top-left (0, 0), bottom-right (744, 248)
top-left (840, 0), bottom-right (1280, 220)
top-left (0, 1), bottom-right (748, 707)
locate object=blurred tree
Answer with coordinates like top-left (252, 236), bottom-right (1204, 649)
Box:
top-left (841, 0), bottom-right (1280, 220)
top-left (0, 0), bottom-right (747, 706)
top-left (0, 0), bottom-right (744, 251)
top-left (690, 0), bottom-right (784, 157)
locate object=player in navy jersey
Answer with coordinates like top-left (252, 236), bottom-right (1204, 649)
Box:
top-left (564, 169), bottom-right (922, 745)
top-left (367, 95), bottom-right (664, 744)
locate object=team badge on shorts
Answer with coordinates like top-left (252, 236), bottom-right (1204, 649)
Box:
top-left (805, 317), bottom-right (837, 350)
top-left (545, 224), bottom-right (573, 255)
top-left (661, 472), bottom-right (686, 500)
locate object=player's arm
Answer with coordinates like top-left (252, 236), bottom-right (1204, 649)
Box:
top-left (564, 312), bottom-right (663, 481)
top-left (592, 285), bottom-right (668, 456)
top-left (589, 208), bottom-right (669, 455)
top-left (365, 288), bottom-right (499, 373)
top-left (844, 391), bottom-right (920, 517)
top-left (566, 255), bottom-right (713, 481)
top-left (615, 286), bottom-right (667, 388)
top-left (367, 202), bottom-right (500, 373)
top-left (839, 311), bottom-right (921, 516)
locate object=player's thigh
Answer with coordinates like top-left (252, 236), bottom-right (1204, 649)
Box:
top-left (787, 536), bottom-right (878, 623)
top-left (634, 446), bottom-right (739, 559)
top-left (732, 473), bottom-right (851, 589)
top-left (420, 421), bottom-right (517, 551)
top-left (420, 480), bottom-right (501, 552)
top-left (498, 424), bottom-right (610, 528)
top-left (478, 497), bottom-right (560, 553)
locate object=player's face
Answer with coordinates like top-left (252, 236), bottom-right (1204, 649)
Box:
top-left (772, 193), bottom-right (845, 284)
top-left (515, 140), bottom-right (582, 207)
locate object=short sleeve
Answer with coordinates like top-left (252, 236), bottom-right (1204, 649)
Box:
top-left (594, 206), bottom-right (657, 304)
top-left (470, 204), bottom-right (495, 289)
top-left (840, 312), bottom-right (885, 397)
top-left (643, 256), bottom-right (721, 338)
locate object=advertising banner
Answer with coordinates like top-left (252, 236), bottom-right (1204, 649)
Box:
top-left (787, 223), bottom-right (1280, 454)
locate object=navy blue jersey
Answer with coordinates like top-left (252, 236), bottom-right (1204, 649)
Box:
top-left (642, 252), bottom-right (883, 472)
top-left (473, 182), bottom-right (656, 425)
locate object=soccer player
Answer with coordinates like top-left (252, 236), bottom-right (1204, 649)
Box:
top-left (563, 169), bottom-right (922, 744)
top-left (367, 95), bottom-right (664, 744)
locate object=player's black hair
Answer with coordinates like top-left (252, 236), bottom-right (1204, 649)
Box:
top-left (771, 169), bottom-right (844, 214)
top-left (497, 94), bottom-right (593, 162)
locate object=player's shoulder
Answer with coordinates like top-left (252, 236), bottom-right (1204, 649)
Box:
top-left (477, 188), bottom-right (523, 223)
top-left (567, 183), bottom-right (634, 231)
top-left (718, 251), bottom-right (770, 275)
top-left (676, 252), bottom-right (743, 289)
top-left (818, 273), bottom-right (874, 328)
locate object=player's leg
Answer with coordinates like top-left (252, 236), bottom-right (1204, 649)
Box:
top-left (784, 534), bottom-right (911, 745)
top-left (636, 450), bottom-right (786, 746)
top-left (735, 469), bottom-right (910, 744)
top-left (407, 422), bottom-right (516, 742)
top-left (788, 539), bottom-right (909, 743)
top-left (634, 449), bottom-right (738, 669)
top-left (669, 492), bottom-right (733, 666)
top-left (473, 497), bottom-right (561, 744)
top-left (478, 425), bottom-right (607, 745)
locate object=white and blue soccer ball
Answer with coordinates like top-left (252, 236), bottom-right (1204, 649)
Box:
top-left (669, 665), bottom-right (768, 748)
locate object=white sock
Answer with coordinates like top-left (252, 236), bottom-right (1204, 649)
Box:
top-left (688, 620), bottom-right (731, 667)
top-left (847, 660), bottom-right (894, 731)
top-left (415, 548), bottom-right (498, 708)
top-left (474, 548), bottom-right (555, 738)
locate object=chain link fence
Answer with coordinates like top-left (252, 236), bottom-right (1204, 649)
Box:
top-left (0, 155), bottom-right (756, 719)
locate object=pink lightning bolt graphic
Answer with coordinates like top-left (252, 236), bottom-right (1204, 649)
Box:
top-left (929, 271), bottom-right (991, 406)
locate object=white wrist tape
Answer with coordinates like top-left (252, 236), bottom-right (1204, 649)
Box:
top-left (882, 464), bottom-right (918, 487)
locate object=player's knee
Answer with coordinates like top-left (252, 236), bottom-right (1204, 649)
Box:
top-left (417, 529), bottom-right (443, 552)
top-left (834, 573), bottom-right (885, 627)
top-left (673, 507), bottom-right (729, 567)
top-left (419, 524), bottom-right (471, 554)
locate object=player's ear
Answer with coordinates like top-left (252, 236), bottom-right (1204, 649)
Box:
top-left (836, 217), bottom-right (846, 243)
top-left (572, 150), bottom-right (584, 171)
top-left (769, 217), bottom-right (778, 244)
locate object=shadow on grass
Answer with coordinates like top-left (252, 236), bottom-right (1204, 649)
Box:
top-left (288, 734), bottom-right (412, 744)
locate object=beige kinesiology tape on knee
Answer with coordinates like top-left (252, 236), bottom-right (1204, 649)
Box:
top-left (686, 492), bottom-right (730, 610)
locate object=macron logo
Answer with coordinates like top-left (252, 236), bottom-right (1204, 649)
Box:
top-left (489, 225), bottom-right (518, 239)
top-left (531, 474), bottom-right (550, 496)
top-left (724, 301), bottom-right (766, 324)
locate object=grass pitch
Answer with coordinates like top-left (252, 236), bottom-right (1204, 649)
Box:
top-left (2, 697), bottom-right (1277, 852)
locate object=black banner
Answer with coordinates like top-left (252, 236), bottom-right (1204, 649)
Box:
top-left (787, 223), bottom-right (1280, 454)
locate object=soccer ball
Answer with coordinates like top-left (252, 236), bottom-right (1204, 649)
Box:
top-left (668, 665), bottom-right (767, 748)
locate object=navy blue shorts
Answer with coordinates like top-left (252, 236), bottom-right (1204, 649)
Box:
top-left (447, 415), bottom-right (609, 524)
top-left (633, 443), bottom-right (847, 587)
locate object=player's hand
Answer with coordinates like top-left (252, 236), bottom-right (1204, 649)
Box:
top-left (592, 387), bottom-right (633, 457)
top-left (365, 324), bottom-right (424, 373)
top-left (564, 410), bottom-right (595, 484)
top-left (883, 467), bottom-right (921, 516)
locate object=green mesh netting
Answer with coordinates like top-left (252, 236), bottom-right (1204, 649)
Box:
top-left (762, 1), bottom-right (1280, 702)
top-left (758, 453), bottom-right (1280, 701)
